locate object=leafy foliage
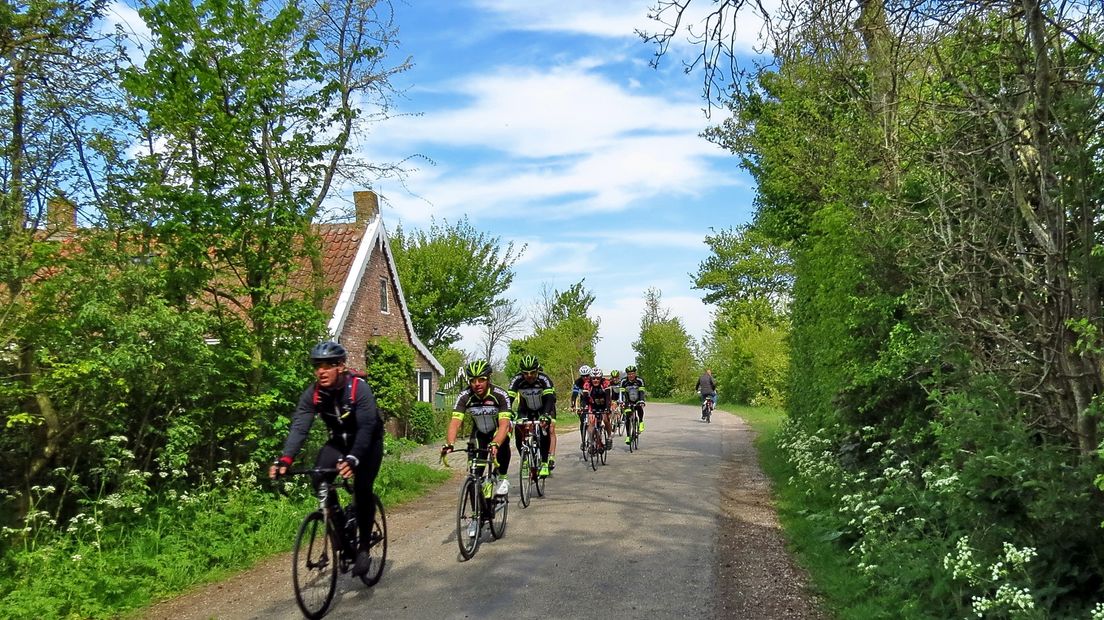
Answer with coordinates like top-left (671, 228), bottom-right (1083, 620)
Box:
top-left (390, 218), bottom-right (524, 352)
top-left (631, 288), bottom-right (696, 397)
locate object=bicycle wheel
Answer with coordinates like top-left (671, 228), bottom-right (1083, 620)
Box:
top-left (626, 414), bottom-right (636, 453)
top-left (599, 428), bottom-right (609, 465)
top-left (456, 477), bottom-right (480, 560)
top-left (292, 511), bottom-right (338, 620)
top-left (587, 431), bottom-right (598, 471)
top-left (358, 495), bottom-right (387, 587)
top-left (534, 448), bottom-right (546, 497)
top-left (518, 448), bottom-right (532, 508)
top-left (489, 478), bottom-right (508, 539)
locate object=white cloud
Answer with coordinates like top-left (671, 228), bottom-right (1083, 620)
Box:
top-left (470, 0), bottom-right (774, 54)
top-left (370, 62), bottom-right (742, 225)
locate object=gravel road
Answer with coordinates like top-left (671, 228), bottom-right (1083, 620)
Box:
top-left (141, 403), bottom-right (824, 620)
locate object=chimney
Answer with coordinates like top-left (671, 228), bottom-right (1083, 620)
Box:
top-left (47, 197), bottom-right (76, 234)
top-left (353, 190), bottom-right (380, 224)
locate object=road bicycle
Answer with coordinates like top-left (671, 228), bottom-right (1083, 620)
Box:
top-left (583, 409), bottom-right (612, 470)
top-left (443, 444), bottom-right (509, 560)
top-left (702, 394), bottom-right (715, 423)
top-left (515, 418), bottom-right (547, 507)
top-left (624, 403), bottom-right (642, 452)
top-left (610, 402), bottom-right (624, 436)
top-left (282, 467), bottom-right (387, 619)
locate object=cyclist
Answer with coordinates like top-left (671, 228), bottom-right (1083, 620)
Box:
top-left (582, 366), bottom-right (615, 452)
top-left (620, 364), bottom-right (647, 444)
top-left (441, 360), bottom-right (512, 496)
top-left (269, 340), bottom-right (382, 577)
top-left (695, 368), bottom-right (717, 419)
top-left (571, 364), bottom-right (592, 450)
top-left (506, 354), bottom-right (557, 476)
top-left (607, 369), bottom-right (622, 429)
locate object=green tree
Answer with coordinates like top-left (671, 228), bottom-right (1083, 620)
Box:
top-left (631, 288), bottom-right (696, 397)
top-left (390, 217), bottom-right (524, 352)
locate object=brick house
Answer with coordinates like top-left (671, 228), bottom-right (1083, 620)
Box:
top-left (315, 190), bottom-right (445, 406)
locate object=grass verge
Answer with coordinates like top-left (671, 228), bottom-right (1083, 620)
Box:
top-left (0, 455), bottom-right (450, 619)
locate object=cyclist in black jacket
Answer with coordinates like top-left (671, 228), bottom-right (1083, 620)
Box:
top-left (507, 354), bottom-right (557, 476)
top-left (269, 340), bottom-right (383, 577)
top-left (620, 364), bottom-right (647, 444)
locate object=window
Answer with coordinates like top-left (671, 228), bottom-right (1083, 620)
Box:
top-left (379, 277), bottom-right (389, 313)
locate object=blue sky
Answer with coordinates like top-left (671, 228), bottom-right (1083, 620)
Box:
top-left (105, 0), bottom-right (769, 372)
top-left (363, 0), bottom-right (770, 372)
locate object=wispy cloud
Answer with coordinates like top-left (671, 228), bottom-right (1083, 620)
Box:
top-left (469, 0), bottom-right (774, 55)
top-left (369, 61), bottom-right (743, 225)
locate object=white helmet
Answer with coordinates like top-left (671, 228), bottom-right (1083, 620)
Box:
top-left (590, 367), bottom-right (602, 378)
top-left (578, 364), bottom-right (591, 377)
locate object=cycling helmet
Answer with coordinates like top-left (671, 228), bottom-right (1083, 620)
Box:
top-left (464, 359), bottom-right (491, 380)
top-left (519, 354), bottom-right (540, 372)
top-left (309, 340), bottom-right (347, 364)
top-left (624, 364), bottom-right (638, 373)
top-left (590, 366), bottom-right (602, 378)
top-left (610, 369), bottom-right (621, 379)
top-left (578, 364), bottom-right (591, 377)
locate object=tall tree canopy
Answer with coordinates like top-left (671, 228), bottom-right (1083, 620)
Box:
top-left (390, 217), bottom-right (524, 353)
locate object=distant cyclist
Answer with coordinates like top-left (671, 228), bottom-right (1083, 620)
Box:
top-left (269, 340), bottom-right (382, 577)
top-left (619, 365), bottom-right (647, 443)
top-left (582, 366), bottom-right (615, 451)
top-left (571, 364), bottom-right (592, 450)
top-left (507, 354), bottom-right (557, 476)
top-left (441, 360), bottom-right (512, 496)
top-left (695, 368), bottom-right (717, 419)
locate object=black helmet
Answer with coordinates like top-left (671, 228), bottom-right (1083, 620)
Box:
top-left (309, 340), bottom-right (347, 364)
top-left (519, 354), bottom-right (540, 372)
top-left (624, 364), bottom-right (637, 373)
top-left (464, 359), bottom-right (491, 380)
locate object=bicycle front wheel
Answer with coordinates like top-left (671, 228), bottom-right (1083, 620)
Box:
top-left (534, 451), bottom-right (546, 497)
top-left (292, 511), bottom-right (338, 620)
top-left (358, 495), bottom-right (387, 587)
top-left (518, 448), bottom-right (532, 508)
top-left (456, 477), bottom-right (480, 560)
top-left (588, 432), bottom-right (598, 471)
top-left (489, 484), bottom-right (508, 539)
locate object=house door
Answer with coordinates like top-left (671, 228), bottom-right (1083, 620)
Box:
top-left (418, 371), bottom-right (433, 402)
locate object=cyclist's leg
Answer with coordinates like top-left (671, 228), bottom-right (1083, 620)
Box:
top-left (353, 439), bottom-right (383, 546)
top-left (314, 442), bottom-right (343, 507)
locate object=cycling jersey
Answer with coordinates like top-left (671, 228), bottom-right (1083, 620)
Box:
top-left (619, 377), bottom-right (646, 405)
top-left (281, 374), bottom-right (383, 466)
top-left (507, 371), bottom-right (557, 420)
top-left (583, 382), bottom-right (614, 413)
top-left (452, 384), bottom-right (512, 435)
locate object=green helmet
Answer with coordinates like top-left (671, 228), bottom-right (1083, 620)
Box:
top-left (519, 354), bottom-right (540, 372)
top-left (624, 365), bottom-right (638, 373)
top-left (464, 359), bottom-right (491, 380)
top-left (610, 369), bottom-right (621, 379)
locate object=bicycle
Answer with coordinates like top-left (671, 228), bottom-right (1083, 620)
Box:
top-left (583, 408), bottom-right (611, 470)
top-left (623, 403), bottom-right (642, 452)
top-left (515, 418), bottom-right (547, 507)
top-left (282, 467), bottom-right (387, 620)
top-left (610, 402), bottom-right (623, 436)
top-left (443, 444), bottom-right (509, 560)
top-left (702, 394), bottom-right (715, 423)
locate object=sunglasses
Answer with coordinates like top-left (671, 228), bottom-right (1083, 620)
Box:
top-left (312, 361), bottom-right (342, 370)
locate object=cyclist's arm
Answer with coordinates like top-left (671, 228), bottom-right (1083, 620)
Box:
top-left (444, 390), bottom-right (472, 448)
top-left (491, 387), bottom-right (512, 447)
top-left (279, 387), bottom-right (317, 462)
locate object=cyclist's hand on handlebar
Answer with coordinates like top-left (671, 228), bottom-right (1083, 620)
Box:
top-left (336, 458), bottom-right (355, 479)
top-left (270, 456), bottom-right (292, 479)
top-left (440, 443), bottom-right (454, 457)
